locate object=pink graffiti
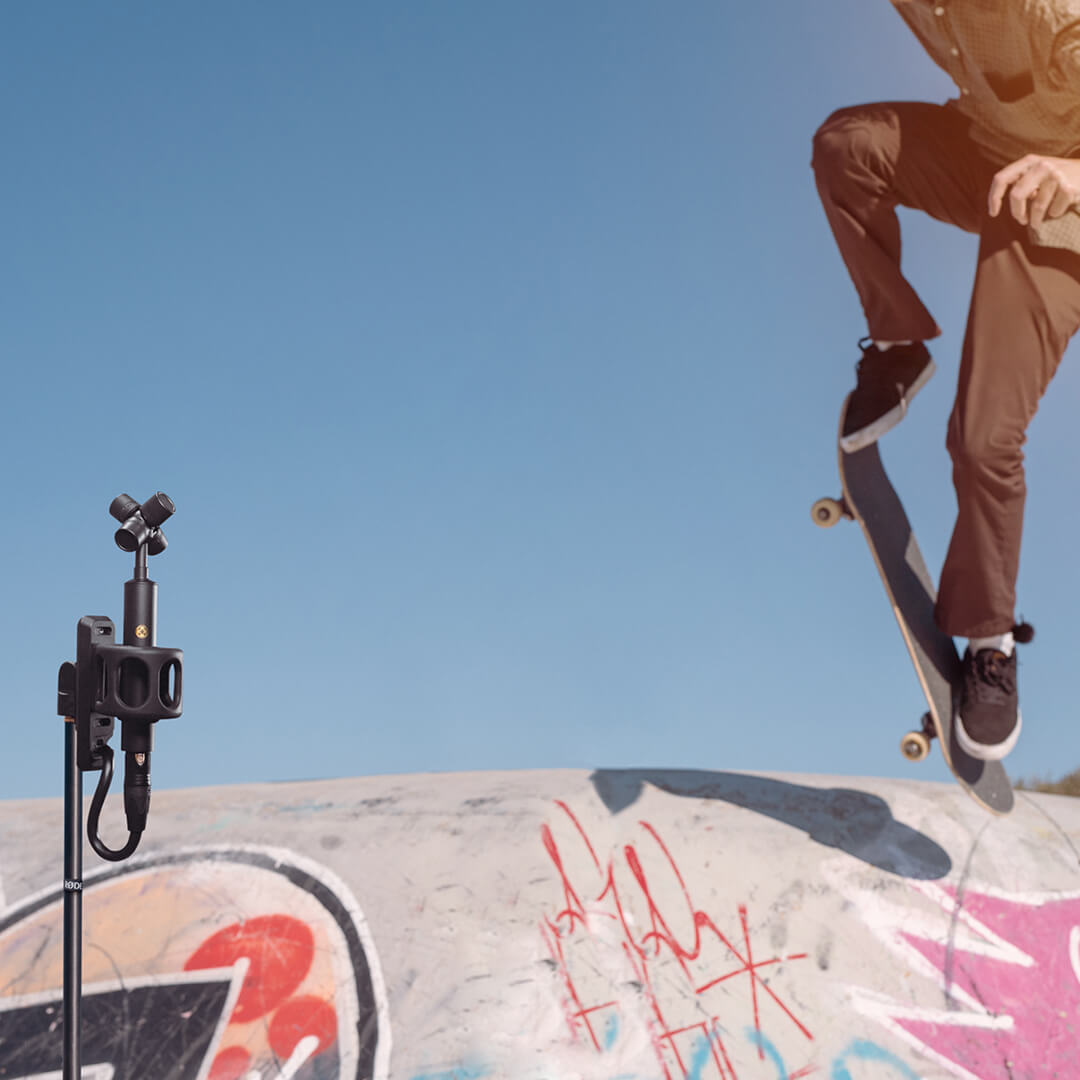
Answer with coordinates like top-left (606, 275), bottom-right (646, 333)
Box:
top-left (539, 800), bottom-right (815, 1080)
top-left (893, 886), bottom-right (1080, 1079)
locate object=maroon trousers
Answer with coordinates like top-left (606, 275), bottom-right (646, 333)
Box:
top-left (812, 102), bottom-right (1080, 638)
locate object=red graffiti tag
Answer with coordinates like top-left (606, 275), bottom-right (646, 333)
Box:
top-left (540, 800), bottom-right (813, 1079)
top-left (269, 994), bottom-right (338, 1059)
top-left (185, 914), bottom-right (314, 1023)
top-left (207, 1045), bottom-right (251, 1080)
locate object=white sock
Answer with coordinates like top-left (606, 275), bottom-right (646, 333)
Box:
top-left (969, 631), bottom-right (1014, 657)
top-left (874, 340), bottom-right (913, 352)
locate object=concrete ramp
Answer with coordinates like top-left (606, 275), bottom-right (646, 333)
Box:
top-left (0, 768), bottom-right (1077, 1080)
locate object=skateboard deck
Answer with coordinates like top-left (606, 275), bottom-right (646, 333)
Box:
top-left (813, 394), bottom-right (1014, 816)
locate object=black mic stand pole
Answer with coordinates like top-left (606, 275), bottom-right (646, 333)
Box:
top-left (62, 711), bottom-right (82, 1079)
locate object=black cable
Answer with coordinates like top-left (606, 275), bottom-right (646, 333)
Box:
top-left (86, 746), bottom-right (142, 862)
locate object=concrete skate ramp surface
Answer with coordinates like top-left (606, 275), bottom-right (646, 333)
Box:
top-left (0, 768), bottom-right (1078, 1080)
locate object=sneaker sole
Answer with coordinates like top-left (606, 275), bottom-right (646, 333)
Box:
top-left (839, 360), bottom-right (937, 454)
top-left (954, 708), bottom-right (1022, 762)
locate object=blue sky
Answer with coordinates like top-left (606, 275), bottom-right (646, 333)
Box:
top-left (2, 1), bottom-right (1077, 802)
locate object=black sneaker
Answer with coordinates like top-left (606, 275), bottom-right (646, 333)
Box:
top-left (955, 622), bottom-right (1034, 762)
top-left (840, 339), bottom-right (935, 453)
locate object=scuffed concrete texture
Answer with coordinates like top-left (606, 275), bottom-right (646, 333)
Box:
top-left (0, 768), bottom-right (1077, 1079)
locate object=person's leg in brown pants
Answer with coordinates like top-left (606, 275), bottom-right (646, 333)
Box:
top-left (811, 101), bottom-right (1080, 639)
top-left (811, 101), bottom-right (992, 344)
top-left (938, 214), bottom-right (1080, 636)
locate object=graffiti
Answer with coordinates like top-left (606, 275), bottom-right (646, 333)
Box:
top-left (828, 1039), bottom-right (920, 1080)
top-left (883, 884), bottom-right (1080, 1080)
top-left (408, 1067), bottom-right (493, 1080)
top-left (839, 870), bottom-right (1080, 1080)
top-left (0, 845), bottom-right (391, 1080)
top-left (412, 1031), bottom-right (924, 1080)
top-left (2, 775), bottom-right (1076, 1080)
top-left (539, 800), bottom-right (815, 1080)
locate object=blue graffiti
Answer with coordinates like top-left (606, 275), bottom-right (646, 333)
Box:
top-left (686, 1035), bottom-right (712, 1080)
top-left (744, 1028), bottom-right (793, 1080)
top-left (409, 1066), bottom-right (493, 1080)
top-left (742, 1028), bottom-right (923, 1080)
top-left (831, 1039), bottom-right (921, 1080)
top-left (412, 1030), bottom-right (924, 1080)
top-left (603, 1010), bottom-right (620, 1050)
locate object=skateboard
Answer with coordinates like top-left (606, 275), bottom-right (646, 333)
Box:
top-left (811, 394), bottom-right (1014, 816)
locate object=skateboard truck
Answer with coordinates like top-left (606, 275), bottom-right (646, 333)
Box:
top-left (810, 496), bottom-right (853, 528)
top-left (901, 713), bottom-right (936, 762)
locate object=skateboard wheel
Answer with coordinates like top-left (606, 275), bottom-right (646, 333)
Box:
top-left (811, 497), bottom-right (846, 528)
top-left (901, 730), bottom-right (931, 762)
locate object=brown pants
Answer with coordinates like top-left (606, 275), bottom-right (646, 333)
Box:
top-left (812, 102), bottom-right (1080, 638)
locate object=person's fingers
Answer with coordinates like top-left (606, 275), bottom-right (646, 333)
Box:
top-left (989, 155), bottom-right (1035, 216)
top-left (1047, 186), bottom-right (1075, 221)
top-left (1009, 163), bottom-right (1050, 225)
top-left (1029, 179), bottom-right (1057, 229)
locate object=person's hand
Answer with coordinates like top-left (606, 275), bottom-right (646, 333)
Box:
top-left (989, 154), bottom-right (1080, 228)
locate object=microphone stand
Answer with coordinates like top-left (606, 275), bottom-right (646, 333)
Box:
top-left (56, 493), bottom-right (184, 1080)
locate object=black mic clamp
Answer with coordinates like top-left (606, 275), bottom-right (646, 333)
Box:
top-left (56, 492), bottom-right (184, 861)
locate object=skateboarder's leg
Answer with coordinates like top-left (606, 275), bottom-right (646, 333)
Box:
top-left (812, 101), bottom-right (991, 342)
top-left (936, 212), bottom-right (1080, 638)
top-left (935, 211), bottom-right (1080, 759)
top-left (812, 102), bottom-right (995, 450)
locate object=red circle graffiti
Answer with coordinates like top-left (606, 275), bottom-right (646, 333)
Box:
top-left (268, 994), bottom-right (338, 1059)
top-left (184, 914), bottom-right (315, 1022)
top-left (208, 1046), bottom-right (251, 1080)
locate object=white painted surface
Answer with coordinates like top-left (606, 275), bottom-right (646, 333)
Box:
top-left (0, 768), bottom-right (1077, 1080)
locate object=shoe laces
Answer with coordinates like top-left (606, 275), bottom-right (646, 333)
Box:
top-left (971, 649), bottom-right (1015, 695)
top-left (965, 621), bottom-right (1032, 700)
top-left (855, 337), bottom-right (878, 380)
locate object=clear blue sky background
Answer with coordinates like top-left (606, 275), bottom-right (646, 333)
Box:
top-left (3, 1), bottom-right (1077, 801)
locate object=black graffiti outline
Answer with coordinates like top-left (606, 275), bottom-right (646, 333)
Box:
top-left (0, 844), bottom-right (390, 1080)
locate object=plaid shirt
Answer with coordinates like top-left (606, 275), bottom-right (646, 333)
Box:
top-left (890, 0), bottom-right (1080, 249)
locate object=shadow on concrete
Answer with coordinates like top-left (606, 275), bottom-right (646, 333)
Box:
top-left (590, 768), bottom-right (951, 881)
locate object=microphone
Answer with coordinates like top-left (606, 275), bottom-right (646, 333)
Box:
top-left (74, 493), bottom-right (183, 861)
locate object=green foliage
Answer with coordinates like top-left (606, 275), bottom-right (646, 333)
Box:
top-left (1015, 767), bottom-right (1080, 797)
